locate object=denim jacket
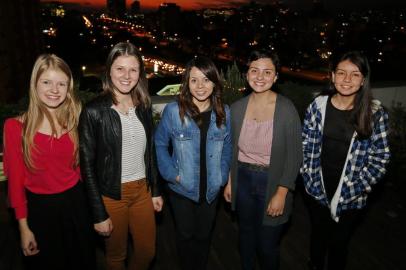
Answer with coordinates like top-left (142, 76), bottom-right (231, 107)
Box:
top-left (155, 102), bottom-right (232, 203)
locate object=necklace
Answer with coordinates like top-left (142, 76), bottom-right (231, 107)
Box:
top-left (113, 105), bottom-right (133, 116)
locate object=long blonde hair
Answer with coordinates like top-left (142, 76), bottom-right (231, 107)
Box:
top-left (22, 54), bottom-right (81, 170)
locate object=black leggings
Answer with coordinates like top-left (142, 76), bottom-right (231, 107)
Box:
top-left (169, 191), bottom-right (218, 270)
top-left (26, 181), bottom-right (96, 270)
top-left (307, 198), bottom-right (362, 270)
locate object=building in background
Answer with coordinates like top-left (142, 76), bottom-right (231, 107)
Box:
top-left (131, 0), bottom-right (140, 14)
top-left (0, 0), bottom-right (42, 103)
top-left (158, 3), bottom-right (181, 34)
top-left (107, 0), bottom-right (126, 18)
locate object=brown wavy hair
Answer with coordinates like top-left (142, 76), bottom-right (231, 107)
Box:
top-left (102, 42), bottom-right (150, 108)
top-left (178, 56), bottom-right (225, 127)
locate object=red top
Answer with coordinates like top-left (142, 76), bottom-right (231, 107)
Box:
top-left (3, 118), bottom-right (80, 219)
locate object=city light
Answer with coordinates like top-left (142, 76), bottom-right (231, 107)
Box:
top-left (35, 0), bottom-right (406, 85)
top-left (82, 15), bottom-right (93, 28)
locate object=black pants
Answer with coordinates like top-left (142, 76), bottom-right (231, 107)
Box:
top-left (26, 181), bottom-right (96, 270)
top-left (169, 191), bottom-right (218, 270)
top-left (307, 198), bottom-right (362, 270)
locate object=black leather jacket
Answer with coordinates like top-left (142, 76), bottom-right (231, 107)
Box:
top-left (79, 93), bottom-right (160, 223)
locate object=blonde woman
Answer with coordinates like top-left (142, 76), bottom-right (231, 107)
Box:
top-left (3, 54), bottom-right (95, 269)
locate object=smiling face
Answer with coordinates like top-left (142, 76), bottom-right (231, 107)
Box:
top-left (110, 55), bottom-right (140, 97)
top-left (332, 59), bottom-right (364, 97)
top-left (36, 68), bottom-right (69, 111)
top-left (247, 58), bottom-right (277, 93)
top-left (189, 66), bottom-right (214, 107)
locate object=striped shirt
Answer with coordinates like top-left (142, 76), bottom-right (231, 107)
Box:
top-left (238, 118), bottom-right (273, 165)
top-left (115, 107), bottom-right (146, 183)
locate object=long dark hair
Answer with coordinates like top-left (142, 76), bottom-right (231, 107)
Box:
top-left (102, 42), bottom-right (150, 108)
top-left (178, 56), bottom-right (225, 127)
top-left (324, 51), bottom-right (373, 138)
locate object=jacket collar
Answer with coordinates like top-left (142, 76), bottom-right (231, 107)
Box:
top-left (97, 92), bottom-right (115, 108)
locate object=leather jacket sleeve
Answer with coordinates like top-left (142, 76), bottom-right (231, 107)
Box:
top-left (79, 106), bottom-right (109, 224)
top-left (145, 107), bottom-right (161, 197)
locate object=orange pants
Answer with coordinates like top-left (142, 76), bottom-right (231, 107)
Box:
top-left (102, 179), bottom-right (156, 270)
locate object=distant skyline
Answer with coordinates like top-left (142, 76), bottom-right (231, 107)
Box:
top-left (41, 0), bottom-right (406, 11)
top-left (40, 0), bottom-right (248, 10)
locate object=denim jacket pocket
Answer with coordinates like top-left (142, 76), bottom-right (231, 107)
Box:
top-left (176, 173), bottom-right (194, 192)
top-left (209, 130), bottom-right (225, 154)
top-left (173, 129), bottom-right (195, 191)
top-left (212, 130), bottom-right (225, 140)
top-left (173, 129), bottom-right (194, 161)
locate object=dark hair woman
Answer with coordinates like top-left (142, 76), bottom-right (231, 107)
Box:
top-left (224, 49), bottom-right (302, 270)
top-left (155, 56), bottom-right (232, 270)
top-left (301, 51), bottom-right (390, 270)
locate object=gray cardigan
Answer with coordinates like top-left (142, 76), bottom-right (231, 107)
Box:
top-left (230, 94), bottom-right (302, 226)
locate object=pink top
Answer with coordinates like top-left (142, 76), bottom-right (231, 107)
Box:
top-left (238, 118), bottom-right (273, 166)
top-left (3, 118), bottom-right (80, 219)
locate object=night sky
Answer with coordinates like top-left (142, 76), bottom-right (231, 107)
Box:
top-left (41, 0), bottom-right (406, 11)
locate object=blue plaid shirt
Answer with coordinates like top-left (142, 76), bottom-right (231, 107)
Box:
top-left (301, 96), bottom-right (390, 220)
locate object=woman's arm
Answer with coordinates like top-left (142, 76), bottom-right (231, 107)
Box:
top-left (18, 218), bottom-right (39, 256)
top-left (146, 107), bottom-right (164, 211)
top-left (220, 106), bottom-right (233, 186)
top-left (301, 102), bottom-right (318, 175)
top-left (267, 104), bottom-right (303, 216)
top-left (154, 105), bottom-right (179, 182)
top-left (279, 104), bottom-right (303, 190)
top-left (223, 174), bottom-right (232, 202)
top-left (3, 119), bottom-right (28, 219)
top-left (146, 107), bottom-right (161, 197)
top-left (79, 107), bottom-right (109, 224)
top-left (267, 186), bottom-right (288, 217)
top-left (3, 119), bottom-right (40, 255)
top-left (349, 109), bottom-right (391, 196)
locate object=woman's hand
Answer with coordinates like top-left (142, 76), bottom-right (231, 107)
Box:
top-left (19, 219), bottom-right (39, 256)
top-left (267, 186), bottom-right (288, 217)
top-left (223, 176), bottom-right (232, 203)
top-left (152, 196), bottom-right (164, 212)
top-left (94, 218), bottom-right (113, 237)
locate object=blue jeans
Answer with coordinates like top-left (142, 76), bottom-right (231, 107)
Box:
top-left (236, 165), bottom-right (285, 270)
